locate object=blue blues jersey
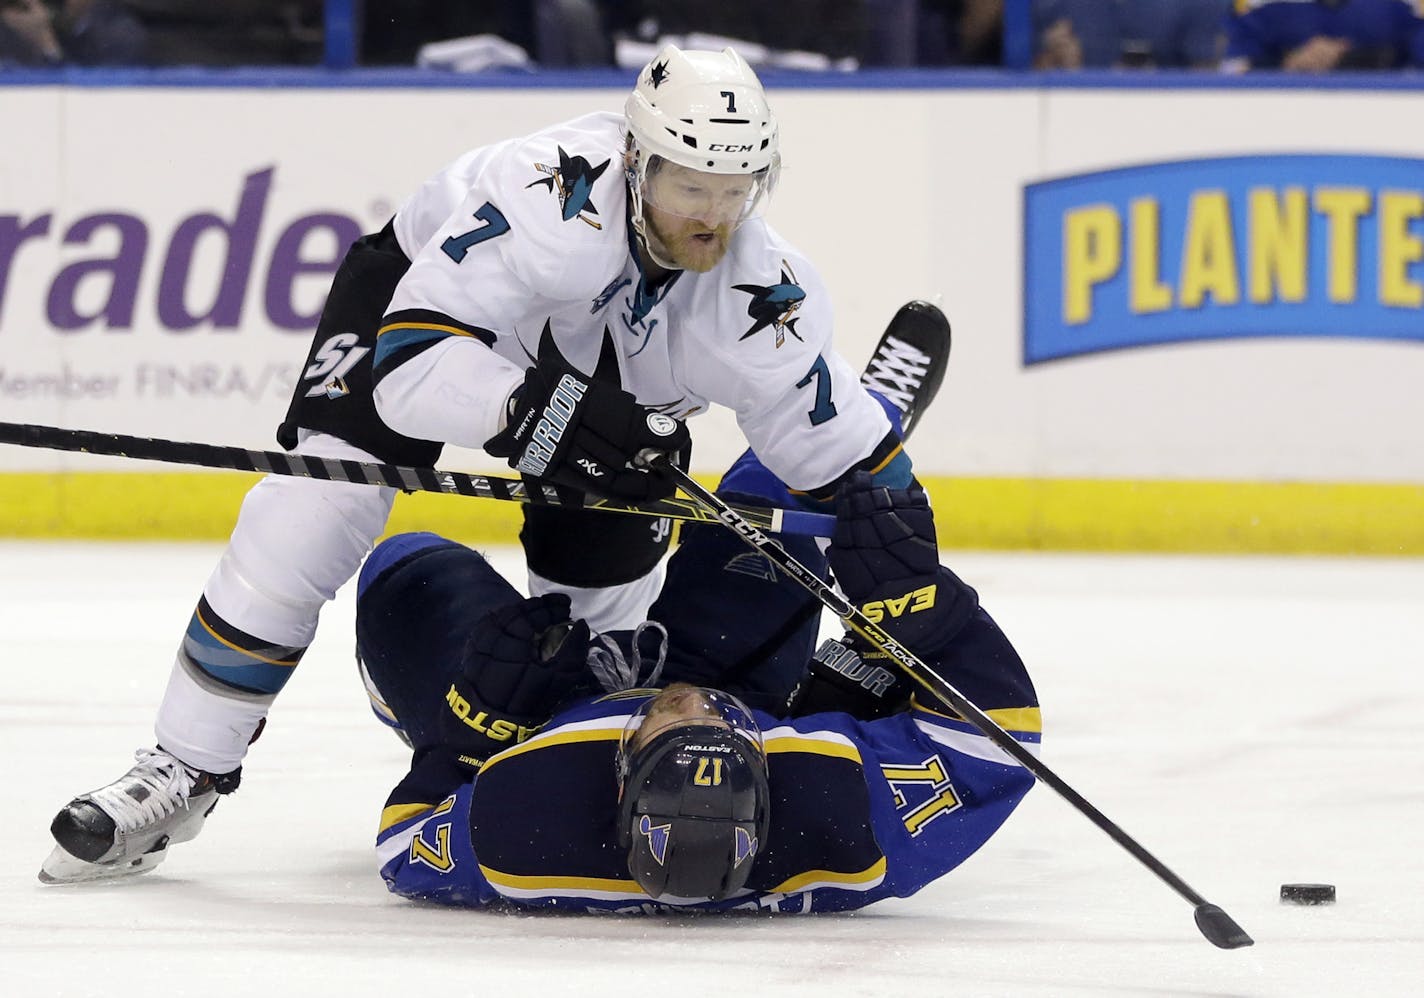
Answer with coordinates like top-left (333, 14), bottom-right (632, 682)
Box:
top-left (376, 690), bottom-right (1040, 914)
top-left (1227, 0), bottom-right (1424, 68)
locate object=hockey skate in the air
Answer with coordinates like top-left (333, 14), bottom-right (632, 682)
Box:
top-left (40, 748), bottom-right (239, 884)
top-left (859, 299), bottom-right (951, 441)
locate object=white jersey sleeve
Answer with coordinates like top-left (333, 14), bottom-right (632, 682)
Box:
top-left (373, 113), bottom-right (629, 448)
top-left (390, 141), bottom-right (511, 259)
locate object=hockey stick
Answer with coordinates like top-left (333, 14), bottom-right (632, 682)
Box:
top-left (664, 464), bottom-right (1254, 950)
top-left (0, 421), bottom-right (835, 538)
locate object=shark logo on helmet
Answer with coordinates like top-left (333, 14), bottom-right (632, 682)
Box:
top-left (648, 59), bottom-right (670, 88)
top-left (734, 260), bottom-right (805, 348)
top-left (527, 146), bottom-right (611, 230)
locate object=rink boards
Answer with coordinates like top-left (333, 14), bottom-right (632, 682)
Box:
top-left (1, 77), bottom-right (1421, 553)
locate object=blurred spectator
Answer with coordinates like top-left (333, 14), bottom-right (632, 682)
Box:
top-left (955, 0), bottom-right (1004, 63)
top-left (363, 1), bottom-right (615, 68)
top-left (1033, 0), bottom-right (1229, 69)
top-left (363, 1), bottom-right (517, 65)
top-left (534, 0), bottom-right (617, 65)
top-left (126, 1), bottom-right (320, 66)
top-left (1, 0), bottom-right (146, 66)
top-left (863, 0), bottom-right (1003, 66)
top-left (620, 0), bottom-right (866, 63)
top-left (362, 1), bottom-right (1005, 72)
top-left (1221, 0), bottom-right (1424, 72)
top-left (0, 0), bottom-right (59, 64)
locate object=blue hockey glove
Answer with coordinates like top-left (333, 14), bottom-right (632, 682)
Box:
top-left (484, 328), bottom-right (691, 502)
top-left (828, 471), bottom-right (975, 660)
top-left (438, 594), bottom-right (593, 771)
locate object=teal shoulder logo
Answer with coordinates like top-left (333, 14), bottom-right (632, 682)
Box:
top-left (1023, 155), bottom-right (1424, 364)
top-left (527, 146), bottom-right (610, 230)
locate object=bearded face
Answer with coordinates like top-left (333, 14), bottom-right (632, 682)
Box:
top-left (639, 160), bottom-right (757, 273)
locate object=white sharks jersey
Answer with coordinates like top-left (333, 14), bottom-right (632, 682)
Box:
top-left (373, 111), bottom-right (893, 494)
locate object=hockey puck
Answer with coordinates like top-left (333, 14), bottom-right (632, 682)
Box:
top-left (1280, 883), bottom-right (1335, 905)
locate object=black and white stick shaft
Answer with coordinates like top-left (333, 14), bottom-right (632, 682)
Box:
top-left (0, 421), bottom-right (834, 537)
top-left (665, 464), bottom-right (1253, 950)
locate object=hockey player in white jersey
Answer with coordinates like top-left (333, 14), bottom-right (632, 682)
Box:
top-left (40, 45), bottom-right (949, 884)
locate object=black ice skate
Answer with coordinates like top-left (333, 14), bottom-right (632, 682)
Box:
top-left (39, 748), bottom-right (239, 884)
top-left (859, 300), bottom-right (951, 441)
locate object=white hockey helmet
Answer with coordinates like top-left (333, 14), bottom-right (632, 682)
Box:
top-left (624, 45), bottom-right (781, 265)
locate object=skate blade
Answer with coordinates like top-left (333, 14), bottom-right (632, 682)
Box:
top-left (38, 843), bottom-right (167, 885)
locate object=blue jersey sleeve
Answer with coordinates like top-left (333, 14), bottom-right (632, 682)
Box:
top-left (375, 752), bottom-right (499, 906)
top-left (767, 699), bottom-right (1040, 914)
top-left (865, 704), bottom-right (1040, 903)
top-left (377, 785), bottom-right (499, 906)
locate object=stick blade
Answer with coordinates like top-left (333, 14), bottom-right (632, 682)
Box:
top-left (1193, 903), bottom-right (1254, 949)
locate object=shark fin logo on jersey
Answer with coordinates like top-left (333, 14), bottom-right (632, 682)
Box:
top-left (527, 147), bottom-right (610, 230)
top-left (648, 59), bottom-right (670, 88)
top-left (733, 261), bottom-right (806, 347)
top-left (734, 826), bottom-right (757, 867)
top-left (638, 814), bottom-right (672, 865)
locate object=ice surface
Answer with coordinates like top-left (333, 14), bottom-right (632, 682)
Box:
top-left (3, 542), bottom-right (1421, 996)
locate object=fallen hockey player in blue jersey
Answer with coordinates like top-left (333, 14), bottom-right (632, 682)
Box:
top-left (355, 462), bottom-right (1041, 912)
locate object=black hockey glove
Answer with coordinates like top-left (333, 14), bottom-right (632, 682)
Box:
top-left (483, 331), bottom-right (690, 502)
top-left (828, 471), bottom-right (975, 661)
top-left (437, 593), bottom-right (593, 772)
top-left (786, 636), bottom-right (911, 719)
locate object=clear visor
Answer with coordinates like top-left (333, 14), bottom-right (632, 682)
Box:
top-left (639, 155), bottom-right (778, 229)
top-left (618, 686), bottom-right (765, 771)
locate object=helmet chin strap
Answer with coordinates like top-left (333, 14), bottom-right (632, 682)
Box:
top-left (625, 166), bottom-right (683, 273)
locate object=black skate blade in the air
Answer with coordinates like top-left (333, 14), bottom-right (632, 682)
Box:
top-left (861, 300), bottom-right (951, 441)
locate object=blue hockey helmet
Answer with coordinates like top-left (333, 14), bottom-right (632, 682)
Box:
top-left (616, 686), bottom-right (771, 901)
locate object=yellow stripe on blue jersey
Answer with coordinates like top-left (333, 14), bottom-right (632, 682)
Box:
top-left (478, 866), bottom-right (643, 896)
top-left (771, 857), bottom-right (887, 894)
top-left (986, 706), bottom-right (1043, 734)
top-left (913, 698), bottom-right (1044, 735)
top-left (762, 730), bottom-right (863, 763)
top-left (379, 801), bottom-right (436, 835)
top-left (477, 723), bottom-right (625, 772)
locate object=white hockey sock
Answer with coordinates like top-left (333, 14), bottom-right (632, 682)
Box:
top-left (528, 564), bottom-right (665, 633)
